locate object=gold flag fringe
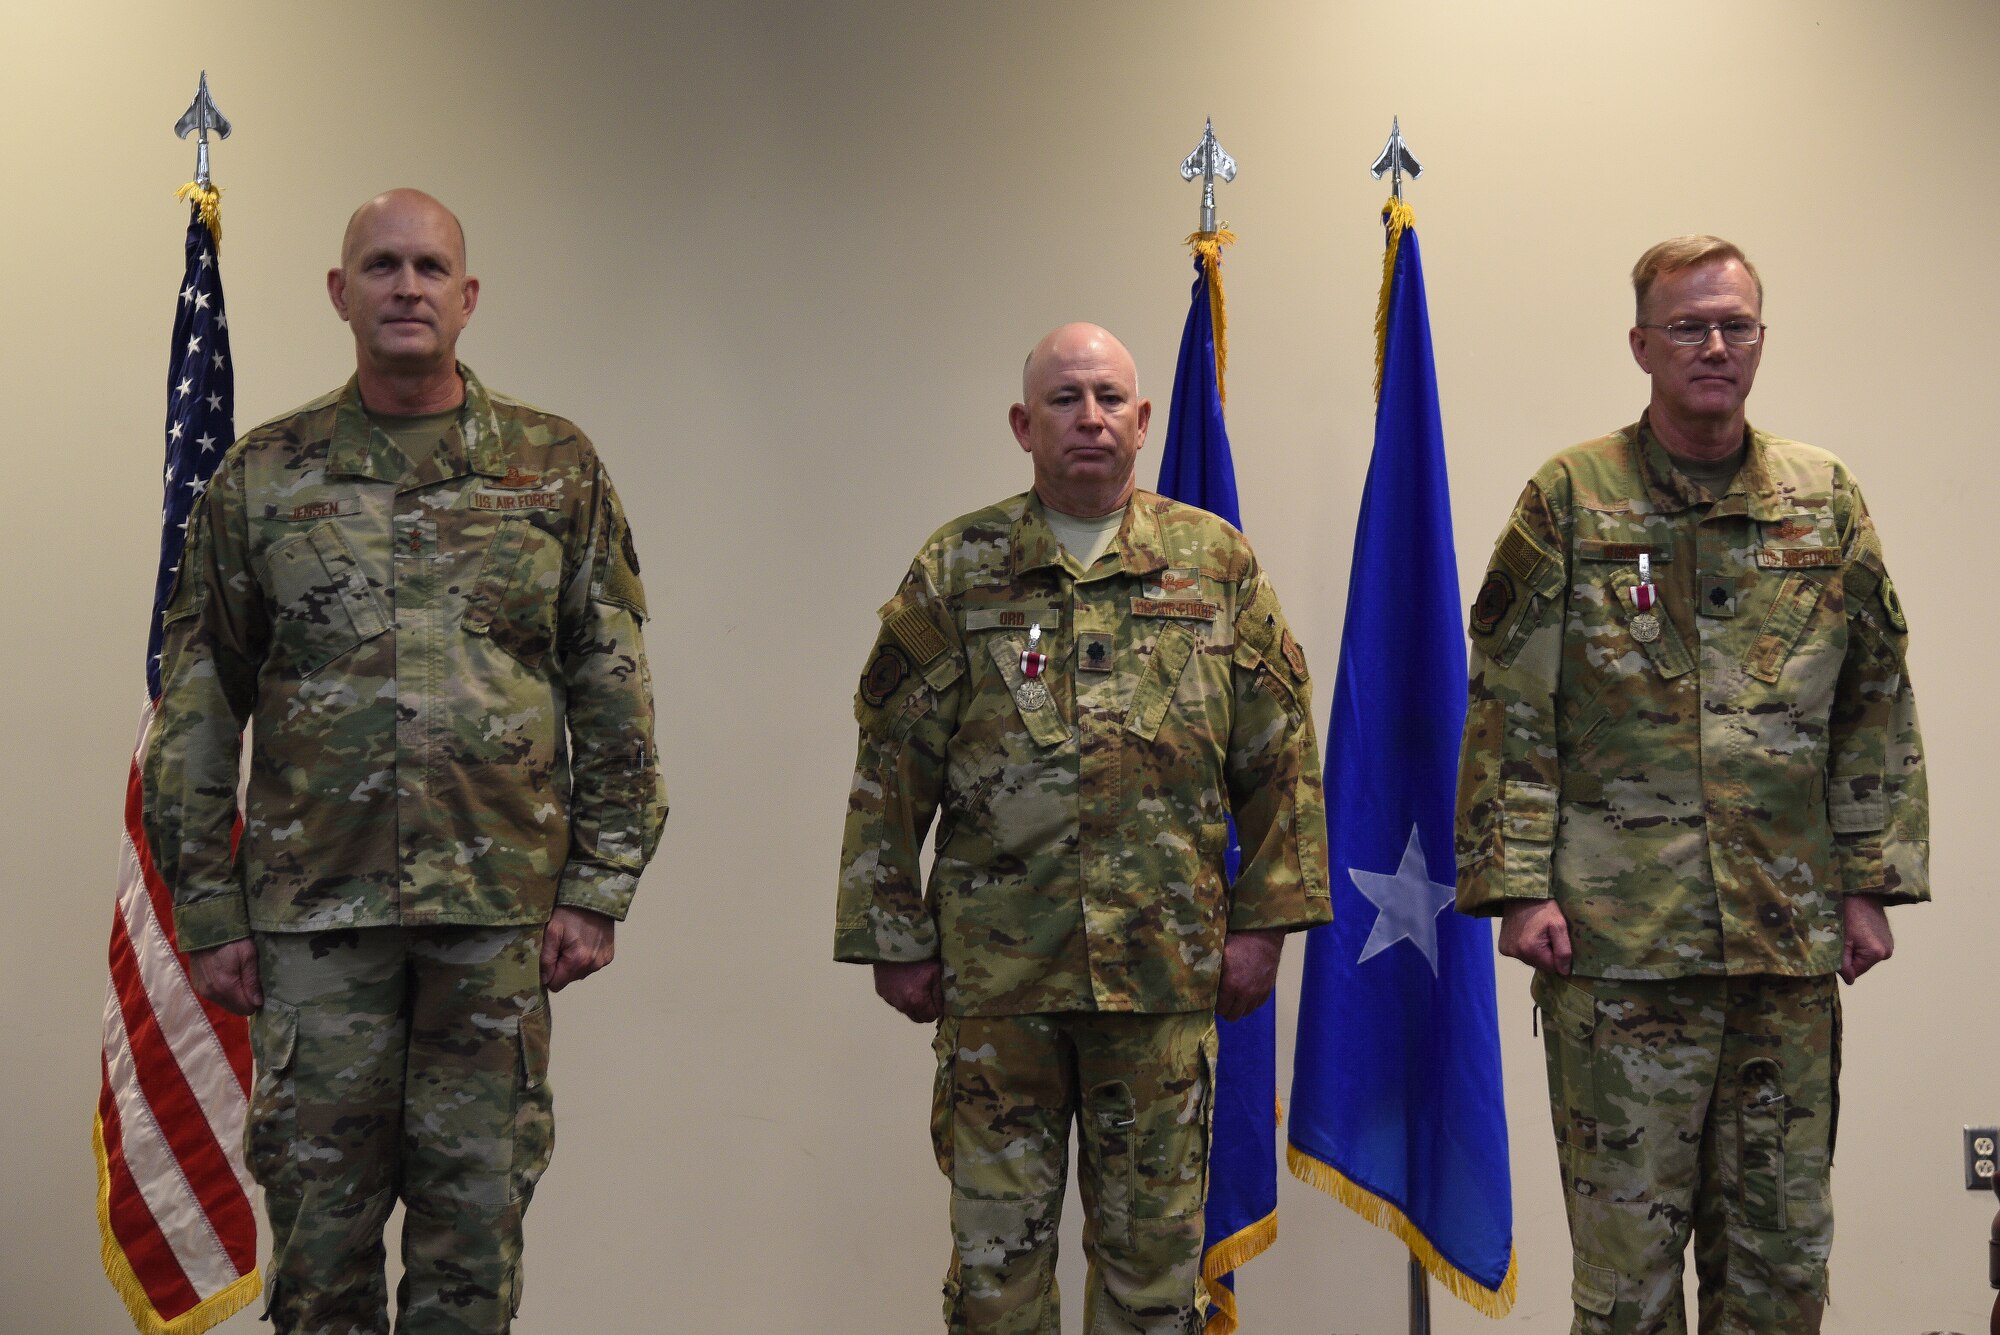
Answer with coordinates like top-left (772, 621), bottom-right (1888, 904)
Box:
top-left (1372, 196), bottom-right (1416, 402)
top-left (1184, 227), bottom-right (1236, 406)
top-left (95, 1111), bottom-right (262, 1335)
top-left (176, 182), bottom-right (223, 247)
top-left (1288, 1145), bottom-right (1518, 1318)
top-left (1199, 1209), bottom-right (1276, 1335)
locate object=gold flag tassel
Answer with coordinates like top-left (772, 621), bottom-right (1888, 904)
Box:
top-left (1372, 196), bottom-right (1415, 402)
top-left (1288, 1145), bottom-right (1519, 1317)
top-left (1199, 1206), bottom-right (1277, 1335)
top-left (1184, 227), bottom-right (1236, 405)
top-left (176, 181), bottom-right (223, 247)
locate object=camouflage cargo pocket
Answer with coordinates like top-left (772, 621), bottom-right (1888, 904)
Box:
top-left (245, 1000), bottom-right (300, 1191)
top-left (464, 518), bottom-right (562, 669)
top-left (1571, 1256), bottom-right (1617, 1316)
top-left (1738, 1057), bottom-right (1787, 1231)
top-left (508, 997), bottom-right (554, 1205)
top-left (930, 1018), bottom-right (958, 1177)
top-left (264, 523), bottom-right (390, 676)
top-left (1532, 972), bottom-right (1600, 1161)
top-left (1135, 1020), bottom-right (1216, 1223)
top-left (1087, 1078), bottom-right (1138, 1248)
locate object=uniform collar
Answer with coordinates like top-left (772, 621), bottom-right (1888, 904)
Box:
top-left (328, 363), bottom-right (510, 487)
top-left (1633, 413), bottom-right (1790, 520)
top-left (1013, 489), bottom-right (1170, 578)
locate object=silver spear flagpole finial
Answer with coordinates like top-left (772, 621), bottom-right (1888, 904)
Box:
top-left (1179, 117), bottom-right (1237, 234)
top-left (173, 70), bottom-right (232, 189)
top-left (1370, 115), bottom-right (1422, 203)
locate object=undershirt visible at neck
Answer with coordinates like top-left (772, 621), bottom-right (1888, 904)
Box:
top-left (1668, 446), bottom-right (1746, 500)
top-left (365, 406), bottom-right (459, 475)
top-left (1043, 501), bottom-right (1127, 570)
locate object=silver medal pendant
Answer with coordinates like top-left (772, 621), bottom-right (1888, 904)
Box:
top-left (1630, 611), bottom-right (1661, 643)
top-left (1015, 679), bottom-right (1049, 711)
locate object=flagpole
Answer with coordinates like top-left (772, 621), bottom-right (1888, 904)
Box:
top-left (1372, 115), bottom-right (1434, 1335)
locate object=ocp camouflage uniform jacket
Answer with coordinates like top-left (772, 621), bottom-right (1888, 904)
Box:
top-left (836, 490), bottom-right (1332, 1016)
top-left (1455, 418), bottom-right (1927, 979)
top-left (143, 366), bottom-right (669, 952)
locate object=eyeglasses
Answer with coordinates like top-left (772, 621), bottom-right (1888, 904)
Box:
top-left (1639, 319), bottom-right (1766, 346)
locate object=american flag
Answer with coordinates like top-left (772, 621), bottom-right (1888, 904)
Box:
top-left (94, 192), bottom-right (261, 1334)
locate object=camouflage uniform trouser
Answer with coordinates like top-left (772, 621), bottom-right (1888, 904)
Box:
top-left (929, 1011), bottom-right (1218, 1335)
top-left (248, 927), bottom-right (554, 1335)
top-left (1532, 971), bottom-right (1839, 1335)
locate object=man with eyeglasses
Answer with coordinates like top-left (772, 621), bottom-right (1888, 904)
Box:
top-left (1454, 236), bottom-right (1927, 1332)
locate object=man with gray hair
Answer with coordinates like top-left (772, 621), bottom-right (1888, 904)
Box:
top-left (1454, 236), bottom-right (1927, 1332)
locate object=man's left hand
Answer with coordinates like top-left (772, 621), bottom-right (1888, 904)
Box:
top-left (1217, 929), bottom-right (1284, 1022)
top-left (542, 906), bottom-right (617, 991)
top-left (1839, 893), bottom-right (1894, 984)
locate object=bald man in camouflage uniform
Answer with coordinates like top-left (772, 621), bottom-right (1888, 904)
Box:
top-left (144, 190), bottom-right (667, 1334)
top-left (837, 324), bottom-right (1330, 1334)
top-left (1455, 237), bottom-right (1927, 1334)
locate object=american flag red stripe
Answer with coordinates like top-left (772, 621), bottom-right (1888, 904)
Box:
top-left (96, 193), bottom-right (260, 1334)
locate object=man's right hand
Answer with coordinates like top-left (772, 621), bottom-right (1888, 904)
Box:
top-left (873, 960), bottom-right (945, 1023)
top-left (1498, 899), bottom-right (1573, 975)
top-left (187, 939), bottom-right (263, 1014)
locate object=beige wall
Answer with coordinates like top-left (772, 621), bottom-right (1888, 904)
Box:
top-left (5, 1), bottom-right (1996, 1329)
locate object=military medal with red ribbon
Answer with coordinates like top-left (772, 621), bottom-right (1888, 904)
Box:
top-left (1631, 552), bottom-right (1662, 643)
top-left (1016, 623), bottom-right (1050, 710)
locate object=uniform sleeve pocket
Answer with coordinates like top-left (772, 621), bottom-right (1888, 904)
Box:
top-left (1126, 625), bottom-right (1196, 741)
top-left (1501, 780), bottom-right (1559, 894)
top-left (264, 523), bottom-right (389, 676)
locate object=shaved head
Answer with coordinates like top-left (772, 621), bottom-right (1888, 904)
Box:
top-left (328, 188), bottom-right (479, 410)
top-left (1022, 323), bottom-right (1139, 401)
top-left (341, 188), bottom-right (466, 271)
top-left (1009, 322), bottom-right (1150, 515)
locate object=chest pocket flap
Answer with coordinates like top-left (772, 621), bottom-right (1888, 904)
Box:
top-left (1126, 624), bottom-right (1196, 741)
top-left (265, 522), bottom-right (390, 676)
top-left (1744, 574), bottom-right (1823, 682)
top-left (463, 519), bottom-right (562, 669)
top-left (985, 634), bottom-right (1072, 749)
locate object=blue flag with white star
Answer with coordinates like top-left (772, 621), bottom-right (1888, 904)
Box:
top-left (1285, 204), bottom-right (1515, 1313)
top-left (1154, 237), bottom-right (1274, 1335)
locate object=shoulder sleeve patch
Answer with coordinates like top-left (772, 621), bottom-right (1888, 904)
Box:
top-left (603, 509), bottom-right (648, 618)
top-left (1470, 570), bottom-right (1517, 640)
top-left (1280, 628), bottom-right (1308, 680)
top-left (886, 603), bottom-right (947, 665)
top-left (860, 644), bottom-right (911, 707)
top-left (1498, 522), bottom-right (1553, 584)
top-left (1880, 576), bottom-right (1908, 632)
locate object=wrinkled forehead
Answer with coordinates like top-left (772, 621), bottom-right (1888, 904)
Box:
top-left (341, 197), bottom-right (466, 270)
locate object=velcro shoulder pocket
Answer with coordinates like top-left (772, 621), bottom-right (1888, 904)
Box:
top-left (1470, 521), bottom-right (1563, 666)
